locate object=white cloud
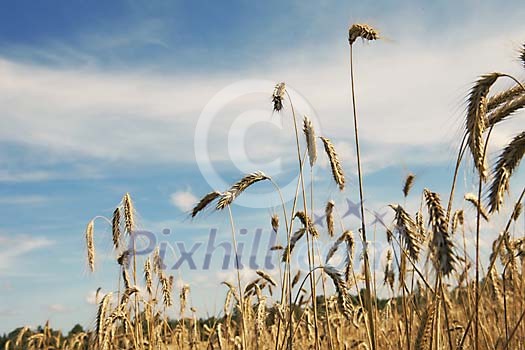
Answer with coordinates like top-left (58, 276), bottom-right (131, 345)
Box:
top-left (0, 234), bottom-right (54, 272)
top-left (170, 190), bottom-right (198, 212)
top-left (0, 19), bottom-right (524, 183)
top-left (0, 195), bottom-right (49, 205)
top-left (46, 304), bottom-right (69, 313)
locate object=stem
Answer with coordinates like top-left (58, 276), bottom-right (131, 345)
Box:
top-left (474, 125), bottom-right (495, 350)
top-left (349, 42), bottom-right (377, 350)
top-left (286, 90), bottom-right (319, 350)
top-left (458, 186), bottom-right (525, 348)
top-left (227, 205), bottom-right (247, 350)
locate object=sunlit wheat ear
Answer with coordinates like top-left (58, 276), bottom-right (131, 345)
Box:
top-left (294, 211), bottom-right (319, 237)
top-left (255, 296), bottom-right (267, 338)
top-left (191, 191), bottom-right (221, 218)
top-left (272, 82), bottom-right (286, 112)
top-left (348, 23), bottom-right (379, 45)
top-left (282, 228), bottom-right (306, 262)
top-left (424, 189), bottom-right (456, 276)
top-left (111, 207), bottom-right (121, 249)
top-left (383, 249), bottom-right (395, 291)
top-left (403, 173), bottom-right (415, 197)
top-left (488, 131), bottom-right (525, 212)
top-left (85, 220), bottom-right (95, 272)
top-left (326, 230), bottom-right (350, 263)
top-left (292, 270), bottom-right (301, 288)
top-left (325, 200), bottom-right (335, 237)
top-left (464, 193), bottom-right (490, 221)
top-left (488, 94), bottom-right (525, 128)
top-left (216, 324), bottom-right (224, 350)
top-left (323, 265), bottom-right (353, 320)
top-left (271, 213), bottom-right (279, 233)
top-left (320, 137), bottom-right (345, 190)
top-left (415, 297), bottom-right (437, 350)
top-left (15, 327), bottom-right (29, 347)
top-left (520, 43), bottom-right (525, 69)
top-left (303, 115), bottom-right (317, 166)
top-left (451, 209), bottom-right (464, 233)
top-left (117, 249), bottom-right (131, 267)
top-left (144, 258), bottom-right (153, 295)
top-left (487, 83), bottom-right (525, 112)
top-left (123, 193), bottom-right (135, 234)
top-left (466, 73), bottom-right (501, 180)
top-left (343, 230), bottom-right (355, 285)
top-left (389, 204), bottom-right (421, 261)
top-left (216, 171), bottom-right (270, 210)
top-left (180, 284), bottom-right (190, 315)
top-left (96, 292), bottom-right (112, 348)
top-left (256, 270), bottom-right (277, 287)
top-left (160, 274), bottom-right (173, 307)
top-left (222, 281), bottom-right (240, 304)
top-left (120, 286), bottom-right (139, 306)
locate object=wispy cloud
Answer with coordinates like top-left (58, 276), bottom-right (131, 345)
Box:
top-left (0, 234), bottom-right (54, 272)
top-left (0, 195), bottom-right (50, 205)
top-left (170, 190), bottom-right (198, 212)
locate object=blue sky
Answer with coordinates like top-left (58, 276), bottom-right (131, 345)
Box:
top-left (1, 0), bottom-right (525, 334)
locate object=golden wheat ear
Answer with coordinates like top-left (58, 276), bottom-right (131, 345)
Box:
top-left (402, 173), bottom-right (415, 197)
top-left (303, 115), bottom-right (317, 167)
top-left (487, 131), bottom-right (525, 213)
top-left (272, 82), bottom-right (286, 112)
top-left (216, 171), bottom-right (270, 210)
top-left (424, 189), bottom-right (456, 276)
top-left (325, 200), bottom-right (335, 237)
top-left (389, 204), bottom-right (421, 261)
top-left (464, 193), bottom-right (490, 221)
top-left (348, 23), bottom-right (379, 45)
top-left (465, 73), bottom-right (501, 180)
top-left (320, 136), bottom-right (345, 191)
top-left (191, 191), bottom-right (221, 218)
top-left (85, 220), bottom-right (95, 272)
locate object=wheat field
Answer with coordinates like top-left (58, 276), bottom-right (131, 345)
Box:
top-left (3, 24), bottom-right (525, 350)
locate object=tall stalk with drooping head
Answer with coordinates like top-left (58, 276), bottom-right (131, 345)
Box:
top-left (459, 70), bottom-right (525, 349)
top-left (348, 23), bottom-right (379, 350)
